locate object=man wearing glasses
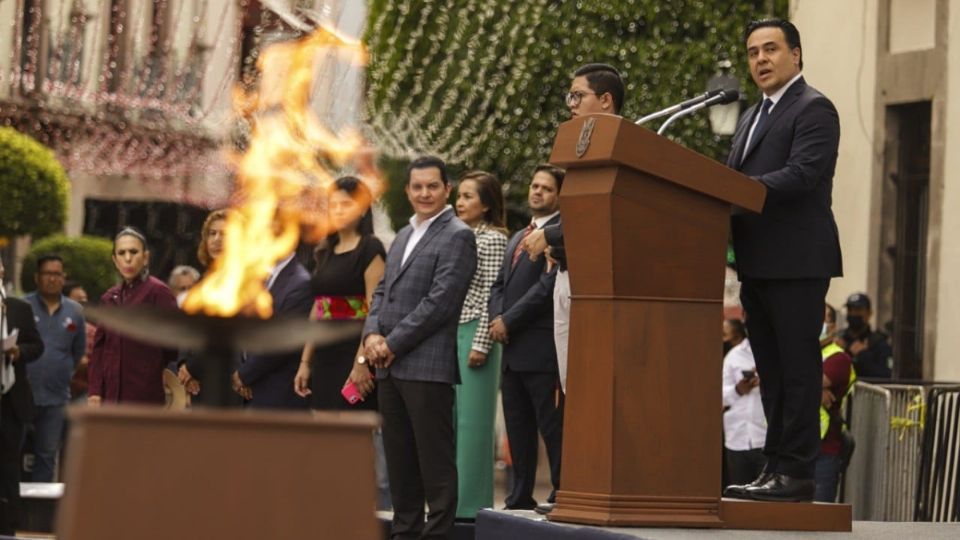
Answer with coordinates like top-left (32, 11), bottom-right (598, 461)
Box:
top-left (521, 63), bottom-right (624, 396)
top-left (24, 255), bottom-right (86, 482)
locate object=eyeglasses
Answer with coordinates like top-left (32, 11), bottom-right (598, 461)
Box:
top-left (39, 271), bottom-right (65, 278)
top-left (565, 90), bottom-right (598, 107)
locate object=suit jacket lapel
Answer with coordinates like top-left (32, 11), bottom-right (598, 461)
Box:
top-left (739, 77), bottom-right (807, 165)
top-left (729, 102), bottom-right (758, 169)
top-left (268, 259), bottom-right (297, 304)
top-left (387, 227), bottom-right (412, 288)
top-left (392, 210), bottom-right (453, 283)
top-left (503, 231), bottom-right (524, 286)
top-left (505, 214), bottom-right (560, 285)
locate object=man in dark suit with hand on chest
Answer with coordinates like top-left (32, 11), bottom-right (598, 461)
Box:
top-left (723, 18), bottom-right (842, 503)
top-left (489, 165), bottom-right (564, 512)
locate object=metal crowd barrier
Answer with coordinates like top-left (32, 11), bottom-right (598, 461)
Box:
top-left (914, 386), bottom-right (960, 522)
top-left (844, 382), bottom-right (926, 521)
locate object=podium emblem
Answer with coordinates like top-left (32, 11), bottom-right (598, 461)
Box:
top-left (575, 117), bottom-right (596, 158)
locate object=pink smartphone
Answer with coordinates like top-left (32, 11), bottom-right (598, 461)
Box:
top-left (341, 381), bottom-right (364, 405)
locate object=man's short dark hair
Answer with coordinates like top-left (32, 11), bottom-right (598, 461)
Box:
top-left (406, 156), bottom-right (449, 185)
top-left (573, 63), bottom-right (625, 114)
top-left (745, 18), bottom-right (803, 70)
top-left (534, 163), bottom-right (565, 193)
top-left (36, 254), bottom-right (64, 273)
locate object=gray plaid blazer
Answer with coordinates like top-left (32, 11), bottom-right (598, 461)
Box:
top-left (363, 208), bottom-right (477, 384)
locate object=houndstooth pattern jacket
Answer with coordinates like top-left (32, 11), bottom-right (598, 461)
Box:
top-left (458, 223), bottom-right (509, 354)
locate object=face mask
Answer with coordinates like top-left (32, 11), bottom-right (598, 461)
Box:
top-left (847, 315), bottom-right (866, 332)
top-left (819, 323), bottom-right (829, 341)
top-left (723, 340), bottom-right (733, 356)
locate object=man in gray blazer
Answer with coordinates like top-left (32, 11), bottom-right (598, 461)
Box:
top-left (363, 156), bottom-right (477, 539)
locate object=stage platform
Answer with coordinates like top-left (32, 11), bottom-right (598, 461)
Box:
top-left (475, 509), bottom-right (960, 539)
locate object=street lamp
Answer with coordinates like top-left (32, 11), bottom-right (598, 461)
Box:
top-left (707, 59), bottom-right (742, 136)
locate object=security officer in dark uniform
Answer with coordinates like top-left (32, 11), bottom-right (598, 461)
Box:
top-left (838, 293), bottom-right (892, 379)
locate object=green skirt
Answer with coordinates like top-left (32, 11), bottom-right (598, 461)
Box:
top-left (454, 319), bottom-right (502, 518)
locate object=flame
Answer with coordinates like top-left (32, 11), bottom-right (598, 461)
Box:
top-left (183, 24), bottom-right (380, 318)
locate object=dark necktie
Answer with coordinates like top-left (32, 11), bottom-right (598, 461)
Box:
top-left (743, 98), bottom-right (772, 161)
top-left (511, 223), bottom-right (536, 269)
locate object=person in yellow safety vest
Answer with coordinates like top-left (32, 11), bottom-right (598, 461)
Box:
top-left (815, 303), bottom-right (855, 502)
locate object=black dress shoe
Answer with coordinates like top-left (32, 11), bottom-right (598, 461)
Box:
top-left (533, 503), bottom-right (555, 515)
top-left (723, 469), bottom-right (775, 499)
top-left (745, 473), bottom-right (815, 502)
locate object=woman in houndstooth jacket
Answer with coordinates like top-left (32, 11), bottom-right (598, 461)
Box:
top-left (453, 171), bottom-right (509, 519)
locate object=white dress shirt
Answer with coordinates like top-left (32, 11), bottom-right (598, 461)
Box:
top-left (532, 211), bottom-right (560, 230)
top-left (721, 338), bottom-right (767, 451)
top-left (401, 205), bottom-right (452, 267)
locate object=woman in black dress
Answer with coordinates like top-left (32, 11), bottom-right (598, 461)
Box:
top-left (294, 177), bottom-right (385, 410)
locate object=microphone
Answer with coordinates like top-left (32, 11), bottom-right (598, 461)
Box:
top-left (656, 89), bottom-right (740, 136)
top-left (634, 89), bottom-right (724, 126)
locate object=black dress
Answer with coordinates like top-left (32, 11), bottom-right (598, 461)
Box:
top-left (309, 235), bottom-right (385, 410)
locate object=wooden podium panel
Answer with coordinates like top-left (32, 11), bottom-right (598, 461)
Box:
top-left (721, 498), bottom-right (852, 532)
top-left (57, 407), bottom-right (381, 540)
top-left (545, 115), bottom-right (852, 531)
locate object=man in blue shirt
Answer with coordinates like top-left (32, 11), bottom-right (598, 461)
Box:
top-left (24, 255), bottom-right (85, 482)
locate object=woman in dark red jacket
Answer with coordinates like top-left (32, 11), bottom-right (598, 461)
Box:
top-left (88, 228), bottom-right (178, 405)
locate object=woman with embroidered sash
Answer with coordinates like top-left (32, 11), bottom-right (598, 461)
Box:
top-left (294, 177), bottom-right (385, 411)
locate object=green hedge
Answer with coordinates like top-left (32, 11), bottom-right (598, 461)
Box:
top-left (0, 127), bottom-right (69, 239)
top-left (20, 235), bottom-right (116, 301)
top-left (366, 1), bottom-right (788, 228)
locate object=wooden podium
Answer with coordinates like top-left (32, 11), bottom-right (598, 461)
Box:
top-left (545, 115), bottom-right (851, 532)
top-left (56, 407), bottom-right (382, 539)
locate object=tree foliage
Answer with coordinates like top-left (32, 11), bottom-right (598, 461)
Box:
top-left (21, 235), bottom-right (116, 301)
top-left (365, 0), bottom-right (788, 228)
top-left (0, 127), bottom-right (69, 238)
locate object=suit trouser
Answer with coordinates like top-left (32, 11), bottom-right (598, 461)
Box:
top-left (725, 447), bottom-right (767, 487)
top-left (740, 278), bottom-right (829, 479)
top-left (0, 394), bottom-right (24, 535)
top-left (501, 368), bottom-right (564, 507)
top-left (379, 376), bottom-right (456, 539)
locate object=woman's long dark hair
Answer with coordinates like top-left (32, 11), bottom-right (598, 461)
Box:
top-left (459, 170), bottom-right (507, 234)
top-left (313, 176), bottom-right (375, 273)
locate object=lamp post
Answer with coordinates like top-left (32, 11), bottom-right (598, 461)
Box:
top-left (707, 59), bottom-right (742, 136)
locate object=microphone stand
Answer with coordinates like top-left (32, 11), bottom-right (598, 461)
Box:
top-left (657, 91), bottom-right (739, 135)
top-left (657, 103), bottom-right (711, 135)
top-left (634, 90), bottom-right (719, 126)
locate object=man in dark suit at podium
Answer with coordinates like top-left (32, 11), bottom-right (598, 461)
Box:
top-left (489, 165), bottom-right (563, 512)
top-left (723, 19), bottom-right (842, 502)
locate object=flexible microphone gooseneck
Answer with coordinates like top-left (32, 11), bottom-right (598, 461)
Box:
top-left (656, 89), bottom-right (740, 136)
